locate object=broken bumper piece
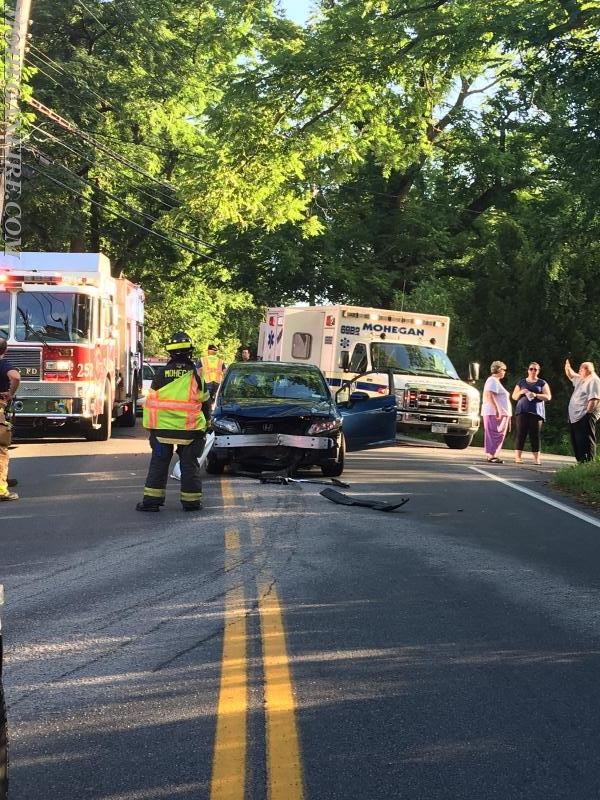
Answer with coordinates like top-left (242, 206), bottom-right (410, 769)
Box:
top-left (320, 488), bottom-right (409, 512)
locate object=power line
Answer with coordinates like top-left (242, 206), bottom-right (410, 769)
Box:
top-left (27, 96), bottom-right (176, 196)
top-left (28, 43), bottom-right (114, 109)
top-left (25, 142), bottom-right (219, 252)
top-left (27, 123), bottom-right (180, 211)
top-left (25, 55), bottom-right (107, 121)
top-left (73, 0), bottom-right (113, 36)
top-left (25, 160), bottom-right (221, 263)
top-left (26, 124), bottom-right (225, 249)
top-left (26, 124), bottom-right (222, 247)
top-left (72, 0), bottom-right (187, 75)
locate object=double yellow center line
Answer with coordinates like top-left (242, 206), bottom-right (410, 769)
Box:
top-left (210, 482), bottom-right (304, 800)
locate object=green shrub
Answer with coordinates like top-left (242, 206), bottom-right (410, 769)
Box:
top-left (552, 461), bottom-right (600, 506)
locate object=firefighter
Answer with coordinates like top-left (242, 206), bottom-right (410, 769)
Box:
top-left (200, 344), bottom-right (226, 400)
top-left (136, 331), bottom-right (212, 513)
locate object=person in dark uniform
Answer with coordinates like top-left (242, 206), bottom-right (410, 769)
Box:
top-left (0, 337), bottom-right (20, 499)
top-left (137, 332), bottom-right (212, 512)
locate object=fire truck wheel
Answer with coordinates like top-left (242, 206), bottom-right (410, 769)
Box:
top-left (120, 380), bottom-right (138, 428)
top-left (0, 683), bottom-right (7, 800)
top-left (444, 433), bottom-right (473, 449)
top-left (321, 434), bottom-right (345, 477)
top-left (85, 381), bottom-right (113, 441)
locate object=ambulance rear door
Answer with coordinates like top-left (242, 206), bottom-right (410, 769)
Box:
top-left (280, 309), bottom-right (326, 368)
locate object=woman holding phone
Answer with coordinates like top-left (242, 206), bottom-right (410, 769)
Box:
top-left (511, 362), bottom-right (552, 465)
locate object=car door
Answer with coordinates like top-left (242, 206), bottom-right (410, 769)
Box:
top-left (335, 370), bottom-right (397, 451)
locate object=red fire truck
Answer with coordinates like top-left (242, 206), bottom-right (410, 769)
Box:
top-left (0, 252), bottom-right (144, 440)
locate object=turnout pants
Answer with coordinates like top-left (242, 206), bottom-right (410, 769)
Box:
top-left (141, 433), bottom-right (205, 509)
top-left (570, 414), bottom-right (598, 463)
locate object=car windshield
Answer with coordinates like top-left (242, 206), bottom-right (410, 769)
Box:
top-left (222, 366), bottom-right (330, 402)
top-left (0, 293), bottom-right (9, 338)
top-left (371, 342), bottom-right (459, 379)
top-left (15, 291), bottom-right (93, 343)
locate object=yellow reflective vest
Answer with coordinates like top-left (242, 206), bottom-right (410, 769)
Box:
top-left (143, 370), bottom-right (209, 434)
top-left (201, 354), bottom-right (225, 384)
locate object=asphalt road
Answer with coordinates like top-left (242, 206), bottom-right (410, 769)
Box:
top-left (2, 427), bottom-right (600, 799)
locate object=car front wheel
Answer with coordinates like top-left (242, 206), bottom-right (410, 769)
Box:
top-left (206, 452), bottom-right (226, 475)
top-left (321, 434), bottom-right (345, 477)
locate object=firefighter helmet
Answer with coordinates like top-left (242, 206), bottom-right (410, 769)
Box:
top-left (165, 331), bottom-right (193, 354)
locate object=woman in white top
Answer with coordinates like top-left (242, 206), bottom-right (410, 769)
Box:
top-left (482, 360), bottom-right (512, 463)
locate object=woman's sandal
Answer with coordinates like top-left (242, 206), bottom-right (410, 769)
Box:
top-left (514, 458), bottom-right (523, 464)
top-left (487, 457), bottom-right (504, 464)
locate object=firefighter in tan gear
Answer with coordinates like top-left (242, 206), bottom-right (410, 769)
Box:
top-left (137, 332), bottom-right (212, 512)
top-left (200, 344), bottom-right (226, 400)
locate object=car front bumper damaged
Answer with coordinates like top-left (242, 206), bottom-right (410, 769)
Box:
top-left (214, 433), bottom-right (334, 449)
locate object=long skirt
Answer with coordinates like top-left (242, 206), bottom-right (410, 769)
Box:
top-left (483, 414), bottom-right (509, 457)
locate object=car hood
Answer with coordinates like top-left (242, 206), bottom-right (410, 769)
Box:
top-left (218, 398), bottom-right (335, 418)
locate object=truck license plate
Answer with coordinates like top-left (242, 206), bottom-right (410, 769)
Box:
top-left (431, 423), bottom-right (448, 433)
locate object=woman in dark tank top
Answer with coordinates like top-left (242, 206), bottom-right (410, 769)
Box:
top-left (511, 362), bottom-right (552, 465)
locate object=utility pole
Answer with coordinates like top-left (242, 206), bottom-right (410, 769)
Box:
top-left (1, 0), bottom-right (33, 233)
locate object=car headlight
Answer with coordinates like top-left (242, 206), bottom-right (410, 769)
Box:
top-left (213, 417), bottom-right (241, 433)
top-left (468, 392), bottom-right (480, 413)
top-left (307, 418), bottom-right (341, 435)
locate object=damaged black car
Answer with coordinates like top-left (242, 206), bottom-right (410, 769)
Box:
top-left (207, 362), bottom-right (397, 476)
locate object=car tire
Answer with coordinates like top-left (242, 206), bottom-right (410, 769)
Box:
top-left (444, 433), bottom-right (473, 450)
top-left (0, 683), bottom-right (7, 800)
top-left (321, 434), bottom-right (345, 477)
top-left (206, 452), bottom-right (226, 475)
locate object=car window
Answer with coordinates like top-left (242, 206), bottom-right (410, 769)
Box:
top-left (143, 364), bottom-right (155, 380)
top-left (337, 372), bottom-right (391, 403)
top-left (222, 367), bottom-right (329, 401)
top-left (349, 343), bottom-right (368, 373)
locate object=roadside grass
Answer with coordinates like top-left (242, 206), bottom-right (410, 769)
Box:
top-left (552, 461), bottom-right (600, 507)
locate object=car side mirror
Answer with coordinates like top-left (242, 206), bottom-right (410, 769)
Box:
top-left (339, 351), bottom-right (350, 372)
top-left (350, 390), bottom-right (370, 402)
top-left (468, 361), bottom-right (480, 383)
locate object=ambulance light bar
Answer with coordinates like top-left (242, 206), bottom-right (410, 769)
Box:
top-left (342, 309), bottom-right (445, 327)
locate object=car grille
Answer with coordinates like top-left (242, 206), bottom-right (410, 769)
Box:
top-left (404, 387), bottom-right (468, 414)
top-left (241, 418), bottom-right (310, 435)
top-left (6, 347), bottom-right (42, 381)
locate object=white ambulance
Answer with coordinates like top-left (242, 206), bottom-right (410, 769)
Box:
top-left (258, 305), bottom-right (480, 449)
